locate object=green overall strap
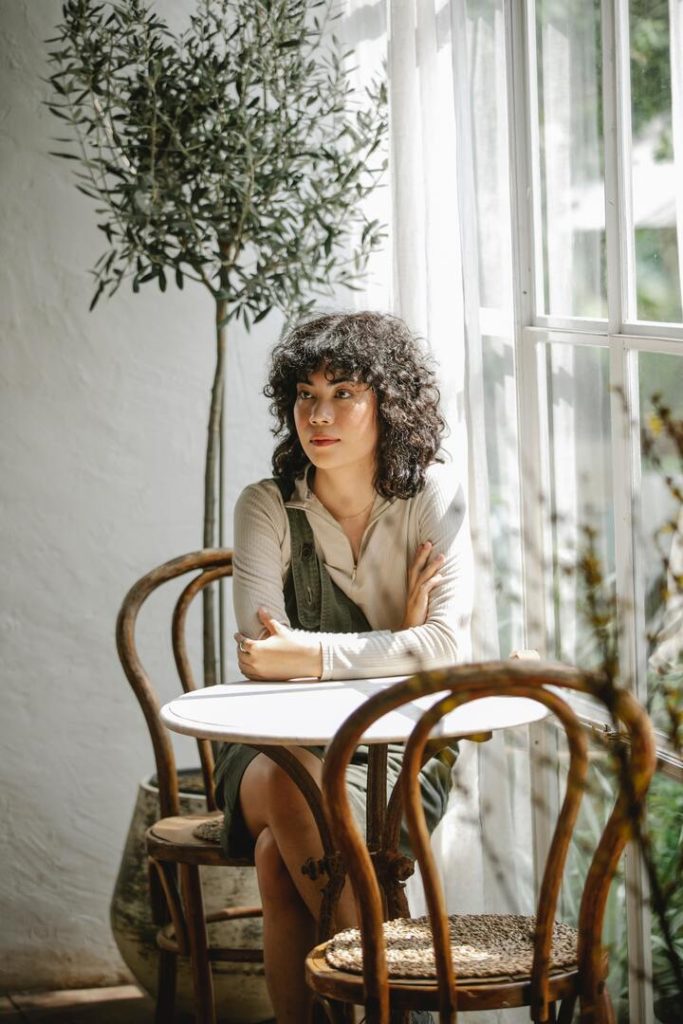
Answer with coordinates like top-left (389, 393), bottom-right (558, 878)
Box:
top-left (274, 477), bottom-right (371, 634)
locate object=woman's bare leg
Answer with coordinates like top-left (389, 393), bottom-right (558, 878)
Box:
top-left (239, 748), bottom-right (357, 1021)
top-left (254, 827), bottom-right (316, 1024)
top-left (240, 748), bottom-right (356, 925)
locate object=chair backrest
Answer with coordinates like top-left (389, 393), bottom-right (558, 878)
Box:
top-left (116, 549), bottom-right (234, 819)
top-left (322, 660), bottom-right (657, 1024)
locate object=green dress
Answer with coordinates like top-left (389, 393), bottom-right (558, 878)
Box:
top-left (214, 482), bottom-right (457, 860)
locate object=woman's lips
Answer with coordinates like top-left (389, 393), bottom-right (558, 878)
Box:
top-left (310, 438), bottom-right (339, 447)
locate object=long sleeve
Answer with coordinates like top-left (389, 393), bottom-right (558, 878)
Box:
top-left (232, 481), bottom-right (293, 639)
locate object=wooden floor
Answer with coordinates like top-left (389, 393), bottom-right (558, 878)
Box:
top-left (0, 986), bottom-right (275, 1024)
top-left (0, 988), bottom-right (160, 1023)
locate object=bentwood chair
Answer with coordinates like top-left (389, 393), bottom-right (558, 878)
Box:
top-left (306, 660), bottom-right (657, 1024)
top-left (116, 550), bottom-right (264, 1024)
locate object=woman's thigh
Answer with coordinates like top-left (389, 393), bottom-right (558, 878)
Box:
top-left (238, 745), bottom-right (324, 841)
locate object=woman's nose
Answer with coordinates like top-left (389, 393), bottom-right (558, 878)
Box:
top-left (310, 399), bottom-right (333, 423)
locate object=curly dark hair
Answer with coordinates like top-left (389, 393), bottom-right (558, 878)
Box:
top-left (264, 311), bottom-right (446, 499)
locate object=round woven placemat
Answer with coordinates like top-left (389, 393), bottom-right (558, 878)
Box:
top-left (192, 819), bottom-right (224, 843)
top-left (325, 914), bottom-right (578, 980)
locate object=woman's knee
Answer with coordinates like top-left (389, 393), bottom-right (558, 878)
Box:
top-left (240, 750), bottom-right (323, 841)
top-left (255, 752), bottom-right (321, 818)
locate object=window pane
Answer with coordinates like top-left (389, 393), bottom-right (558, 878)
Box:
top-left (534, 0), bottom-right (607, 317)
top-left (544, 343), bottom-right (615, 663)
top-left (640, 352), bottom-right (683, 733)
top-left (482, 335), bottom-right (524, 654)
top-left (629, 0), bottom-right (683, 322)
top-left (466, 0), bottom-right (514, 316)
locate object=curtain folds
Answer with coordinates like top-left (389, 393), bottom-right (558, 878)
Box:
top-left (386, 1), bottom-right (533, 976)
top-left (341, 8), bottom-right (535, 1016)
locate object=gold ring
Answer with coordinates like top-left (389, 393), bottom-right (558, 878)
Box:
top-left (239, 640), bottom-right (247, 653)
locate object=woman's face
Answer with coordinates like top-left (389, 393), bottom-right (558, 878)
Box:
top-left (293, 366), bottom-right (379, 478)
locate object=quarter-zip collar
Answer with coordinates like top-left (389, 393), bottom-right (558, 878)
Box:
top-left (284, 464), bottom-right (395, 531)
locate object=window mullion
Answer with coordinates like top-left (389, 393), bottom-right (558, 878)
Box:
top-left (669, 0), bottom-right (683, 308)
top-left (603, 2), bottom-right (655, 1020)
top-left (603, 0), bottom-right (631, 331)
top-left (506, 0), bottom-right (561, 890)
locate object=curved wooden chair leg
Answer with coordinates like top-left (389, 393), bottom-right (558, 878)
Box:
top-left (312, 996), bottom-right (353, 1023)
top-left (598, 988), bottom-right (616, 1024)
top-left (557, 993), bottom-right (577, 1024)
top-left (148, 860), bottom-right (178, 1023)
top-left (155, 949), bottom-right (177, 1024)
top-left (180, 863), bottom-right (216, 1024)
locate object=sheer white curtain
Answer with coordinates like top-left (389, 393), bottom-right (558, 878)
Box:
top-left (670, 0), bottom-right (683, 314)
top-left (386, 0), bottom-right (533, 965)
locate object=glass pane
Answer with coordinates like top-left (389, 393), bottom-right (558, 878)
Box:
top-left (648, 771), bottom-right (683, 1022)
top-left (535, 0), bottom-right (607, 317)
top-left (639, 352), bottom-right (683, 734)
top-left (629, 0), bottom-right (683, 322)
top-left (544, 343), bottom-right (615, 663)
top-left (466, 0), bottom-right (515, 317)
top-left (482, 335), bottom-right (524, 655)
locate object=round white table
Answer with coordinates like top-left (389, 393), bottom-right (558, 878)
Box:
top-left (161, 676), bottom-right (546, 936)
top-left (160, 675), bottom-right (546, 745)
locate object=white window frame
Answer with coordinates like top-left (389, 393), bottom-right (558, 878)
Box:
top-left (505, 2), bottom-right (683, 1021)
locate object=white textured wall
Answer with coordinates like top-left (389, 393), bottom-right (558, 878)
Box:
top-left (0, 0), bottom-right (388, 991)
top-left (0, 0), bottom-right (275, 989)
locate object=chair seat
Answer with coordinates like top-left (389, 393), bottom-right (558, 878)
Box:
top-left (146, 811), bottom-right (252, 867)
top-left (324, 914), bottom-right (578, 982)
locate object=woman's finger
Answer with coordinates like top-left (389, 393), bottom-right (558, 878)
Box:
top-left (417, 552), bottom-right (445, 583)
top-left (417, 571), bottom-right (443, 593)
top-left (407, 543), bottom-right (431, 588)
top-left (257, 607), bottom-right (279, 636)
top-left (235, 633), bottom-right (255, 655)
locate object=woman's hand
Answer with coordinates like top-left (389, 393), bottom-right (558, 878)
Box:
top-left (235, 608), bottom-right (323, 681)
top-left (400, 541), bottom-right (445, 629)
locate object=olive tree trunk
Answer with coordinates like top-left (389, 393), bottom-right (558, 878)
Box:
top-left (202, 297), bottom-right (228, 686)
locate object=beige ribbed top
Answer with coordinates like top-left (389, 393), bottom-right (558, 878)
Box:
top-left (233, 462), bottom-right (473, 680)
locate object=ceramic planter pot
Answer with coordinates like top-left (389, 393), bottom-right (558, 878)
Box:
top-left (110, 771), bottom-right (271, 1023)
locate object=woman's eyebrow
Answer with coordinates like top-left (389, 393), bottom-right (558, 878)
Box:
top-left (297, 375), bottom-right (356, 386)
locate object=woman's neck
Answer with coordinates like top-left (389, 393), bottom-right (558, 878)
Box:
top-left (311, 466), bottom-right (376, 522)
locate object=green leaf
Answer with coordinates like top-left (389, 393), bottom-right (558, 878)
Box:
top-left (89, 280), bottom-right (105, 311)
top-left (253, 305), bottom-right (271, 324)
top-left (175, 266), bottom-right (184, 290)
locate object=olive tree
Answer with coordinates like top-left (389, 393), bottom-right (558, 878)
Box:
top-left (47, 0), bottom-right (387, 682)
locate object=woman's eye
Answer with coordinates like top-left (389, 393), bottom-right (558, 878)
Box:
top-left (297, 390), bottom-right (312, 400)
top-left (335, 389), bottom-right (352, 398)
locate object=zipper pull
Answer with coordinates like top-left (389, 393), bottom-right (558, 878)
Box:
top-left (352, 565), bottom-right (357, 583)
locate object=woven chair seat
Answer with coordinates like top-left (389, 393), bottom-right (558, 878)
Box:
top-left (192, 818), bottom-right (224, 843)
top-left (325, 914), bottom-right (578, 981)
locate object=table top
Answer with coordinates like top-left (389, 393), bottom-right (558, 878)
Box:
top-left (160, 676), bottom-right (547, 745)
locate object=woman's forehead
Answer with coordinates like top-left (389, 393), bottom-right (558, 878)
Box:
top-left (296, 361), bottom-right (362, 384)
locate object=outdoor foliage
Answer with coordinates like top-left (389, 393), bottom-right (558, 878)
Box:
top-left (569, 394), bottom-right (683, 1022)
top-left (46, 0), bottom-right (387, 682)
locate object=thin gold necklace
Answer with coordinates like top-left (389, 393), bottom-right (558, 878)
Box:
top-left (334, 496), bottom-right (375, 521)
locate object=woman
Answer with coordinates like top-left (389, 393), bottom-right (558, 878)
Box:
top-left (216, 311), bottom-right (473, 1022)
